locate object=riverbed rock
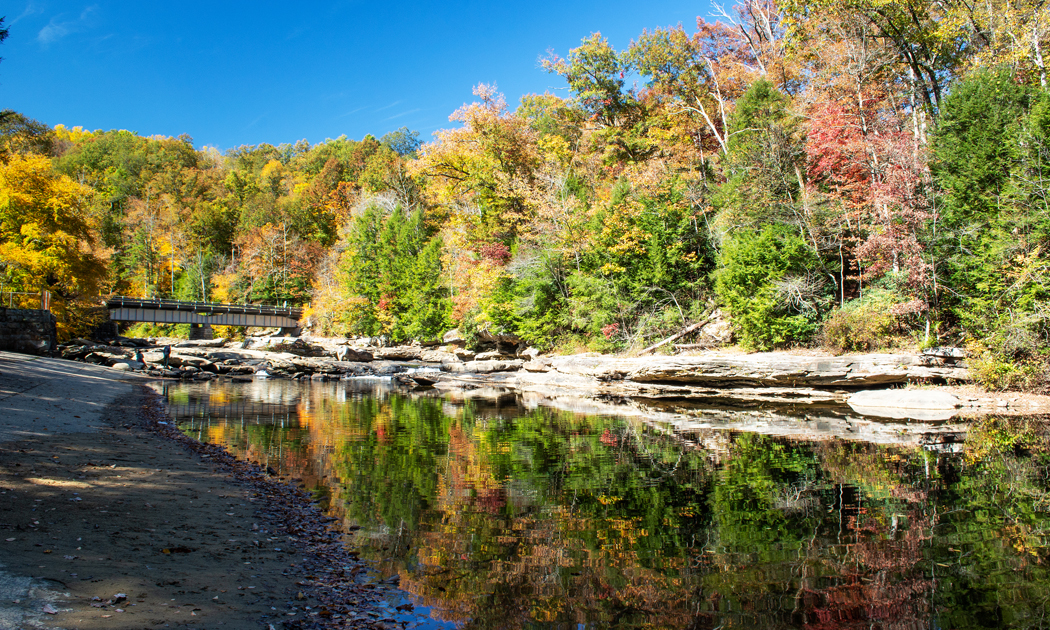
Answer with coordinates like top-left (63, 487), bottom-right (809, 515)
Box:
top-left (83, 351), bottom-right (130, 366)
top-left (373, 346), bottom-right (422, 361)
top-left (175, 338), bottom-right (227, 348)
top-left (442, 359), bottom-right (523, 374)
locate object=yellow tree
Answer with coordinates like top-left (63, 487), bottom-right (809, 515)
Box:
top-left (940, 0), bottom-right (1050, 86)
top-left (0, 154), bottom-right (107, 333)
top-left (412, 84), bottom-right (541, 240)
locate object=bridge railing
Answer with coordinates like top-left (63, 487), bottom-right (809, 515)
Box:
top-left (105, 296), bottom-right (302, 319)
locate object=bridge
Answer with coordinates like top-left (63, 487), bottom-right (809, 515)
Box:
top-left (106, 297), bottom-right (302, 338)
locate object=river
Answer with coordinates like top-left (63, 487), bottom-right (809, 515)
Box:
top-left (162, 378), bottom-right (1050, 629)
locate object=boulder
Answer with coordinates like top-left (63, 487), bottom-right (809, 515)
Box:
top-left (335, 346), bottom-right (373, 362)
top-left (477, 328), bottom-right (522, 345)
top-left (697, 312), bottom-right (732, 345)
top-left (475, 350), bottom-right (512, 361)
top-left (522, 356), bottom-right (553, 372)
top-left (268, 338), bottom-right (327, 357)
top-left (443, 329), bottom-right (467, 346)
top-left (920, 346), bottom-right (968, 367)
top-left (518, 347), bottom-right (541, 360)
top-left (420, 349), bottom-right (458, 363)
top-left (373, 346), bottom-right (422, 361)
top-left (393, 374), bottom-right (436, 390)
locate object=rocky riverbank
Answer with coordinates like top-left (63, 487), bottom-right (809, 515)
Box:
top-left (0, 353), bottom-right (414, 630)
top-left (56, 333), bottom-right (966, 383)
top-left (51, 331), bottom-right (1050, 418)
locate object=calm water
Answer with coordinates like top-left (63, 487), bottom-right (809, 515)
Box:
top-left (163, 379), bottom-right (1050, 629)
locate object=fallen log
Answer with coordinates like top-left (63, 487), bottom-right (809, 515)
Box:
top-left (639, 313), bottom-right (716, 355)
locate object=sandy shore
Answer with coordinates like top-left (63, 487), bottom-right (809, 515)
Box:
top-left (0, 352), bottom-right (399, 629)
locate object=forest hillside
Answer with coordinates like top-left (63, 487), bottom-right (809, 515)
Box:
top-left (1, 0), bottom-right (1049, 389)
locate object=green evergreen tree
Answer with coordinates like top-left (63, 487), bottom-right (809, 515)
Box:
top-left (714, 225), bottom-right (823, 351)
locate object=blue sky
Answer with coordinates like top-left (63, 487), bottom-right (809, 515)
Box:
top-left (1, 1), bottom-right (714, 150)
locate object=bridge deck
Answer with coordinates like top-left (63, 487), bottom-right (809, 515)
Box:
top-left (106, 297), bottom-right (302, 328)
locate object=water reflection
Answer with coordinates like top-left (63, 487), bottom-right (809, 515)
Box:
top-left (162, 379), bottom-right (1050, 629)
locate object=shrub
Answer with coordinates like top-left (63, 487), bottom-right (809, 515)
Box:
top-left (968, 350), bottom-right (1047, 391)
top-left (965, 311), bottom-right (1050, 392)
top-left (821, 289), bottom-right (920, 354)
top-left (714, 225), bottom-right (825, 351)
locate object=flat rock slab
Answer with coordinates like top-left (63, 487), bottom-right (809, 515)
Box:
top-left (847, 389), bottom-right (964, 420)
top-left (848, 389), bottom-right (962, 410)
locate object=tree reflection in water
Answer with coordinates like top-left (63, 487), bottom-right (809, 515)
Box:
top-left (167, 380), bottom-right (1050, 629)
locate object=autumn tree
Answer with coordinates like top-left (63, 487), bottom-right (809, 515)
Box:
top-left (414, 84), bottom-right (540, 239)
top-left (0, 154), bottom-right (107, 334)
top-left (932, 68), bottom-right (1050, 385)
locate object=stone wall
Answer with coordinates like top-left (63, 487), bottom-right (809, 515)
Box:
top-left (0, 309), bottom-right (57, 356)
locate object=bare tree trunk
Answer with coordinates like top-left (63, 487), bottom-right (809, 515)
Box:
top-left (1034, 25), bottom-right (1047, 88)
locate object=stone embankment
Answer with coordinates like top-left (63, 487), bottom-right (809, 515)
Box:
top-left (0, 308), bottom-right (56, 355)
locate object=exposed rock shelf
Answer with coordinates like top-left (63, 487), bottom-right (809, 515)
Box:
top-left (49, 333), bottom-right (1050, 420)
top-left (530, 352), bottom-right (968, 387)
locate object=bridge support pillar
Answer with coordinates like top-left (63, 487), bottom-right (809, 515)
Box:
top-left (278, 326), bottom-right (301, 337)
top-left (189, 323), bottom-right (214, 340)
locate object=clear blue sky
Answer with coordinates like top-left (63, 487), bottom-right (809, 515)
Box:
top-left (1, 1), bottom-right (715, 151)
